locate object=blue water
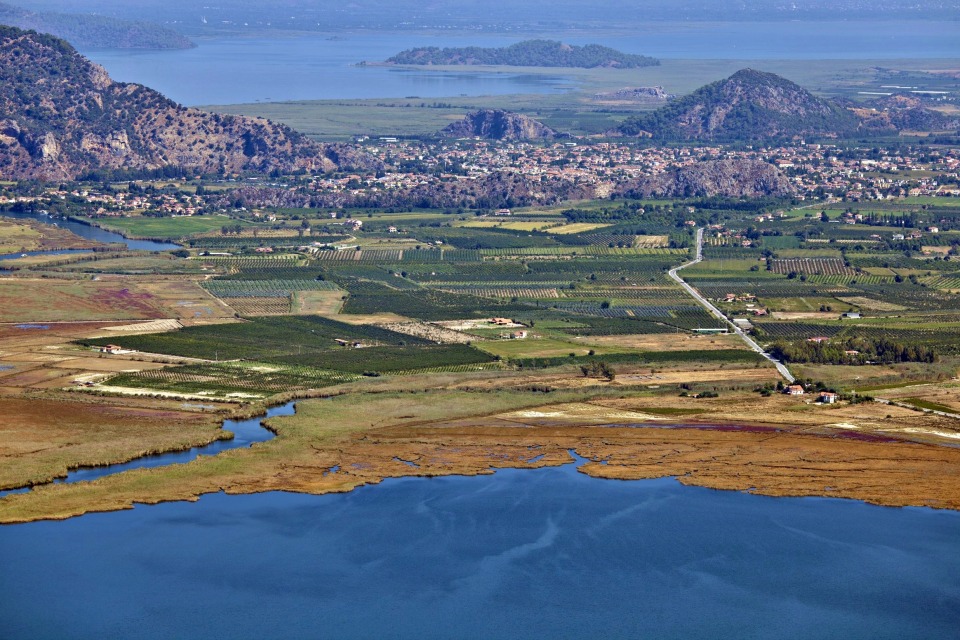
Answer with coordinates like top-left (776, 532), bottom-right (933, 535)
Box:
top-left (0, 212), bottom-right (181, 251)
top-left (83, 21), bottom-right (960, 106)
top-left (0, 402), bottom-right (289, 498)
top-left (1, 457), bottom-right (959, 639)
top-left (0, 248), bottom-right (93, 263)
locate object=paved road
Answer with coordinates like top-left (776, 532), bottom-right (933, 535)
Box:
top-left (668, 228), bottom-right (796, 383)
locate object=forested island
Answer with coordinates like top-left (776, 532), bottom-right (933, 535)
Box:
top-left (383, 39), bottom-right (659, 68)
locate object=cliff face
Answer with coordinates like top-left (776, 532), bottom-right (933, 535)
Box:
top-left (0, 27), bottom-right (375, 180)
top-left (618, 69), bottom-right (860, 141)
top-left (440, 110), bottom-right (558, 140)
top-left (616, 159), bottom-right (795, 199)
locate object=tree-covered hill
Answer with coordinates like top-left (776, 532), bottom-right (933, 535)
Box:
top-left (385, 39), bottom-right (658, 69)
top-left (617, 69), bottom-right (860, 141)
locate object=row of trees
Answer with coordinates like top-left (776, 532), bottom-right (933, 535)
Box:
top-left (767, 337), bottom-right (936, 365)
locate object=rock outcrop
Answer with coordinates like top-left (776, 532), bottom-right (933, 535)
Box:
top-left (615, 159), bottom-right (795, 199)
top-left (440, 110), bottom-right (558, 140)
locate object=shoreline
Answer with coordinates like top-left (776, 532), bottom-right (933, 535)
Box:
top-left (3, 393), bottom-right (959, 523)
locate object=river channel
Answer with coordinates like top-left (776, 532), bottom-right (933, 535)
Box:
top-left (0, 211), bottom-right (181, 253)
top-left (0, 401), bottom-right (290, 498)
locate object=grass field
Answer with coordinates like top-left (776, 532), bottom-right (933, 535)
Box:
top-left (80, 216), bottom-right (248, 239)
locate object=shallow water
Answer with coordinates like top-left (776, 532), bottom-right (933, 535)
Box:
top-left (1, 456), bottom-right (958, 639)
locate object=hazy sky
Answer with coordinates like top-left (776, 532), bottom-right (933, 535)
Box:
top-left (16, 0), bottom-right (960, 34)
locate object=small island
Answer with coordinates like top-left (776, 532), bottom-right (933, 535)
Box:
top-left (383, 39), bottom-right (659, 69)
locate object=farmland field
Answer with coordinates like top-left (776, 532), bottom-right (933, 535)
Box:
top-left (0, 279), bottom-right (165, 322)
top-left (79, 216), bottom-right (249, 239)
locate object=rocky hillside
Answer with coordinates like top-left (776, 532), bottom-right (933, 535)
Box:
top-left (0, 2), bottom-right (193, 50)
top-left (0, 27), bottom-right (375, 181)
top-left (618, 69), bottom-right (860, 141)
top-left (440, 110), bottom-right (558, 140)
top-left (615, 159), bottom-right (795, 199)
top-left (850, 95), bottom-right (960, 132)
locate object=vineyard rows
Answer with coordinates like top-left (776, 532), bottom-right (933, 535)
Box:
top-left (770, 258), bottom-right (857, 276)
top-left (438, 286), bottom-right (561, 299)
top-left (203, 279), bottom-right (340, 298)
top-left (226, 297), bottom-right (292, 316)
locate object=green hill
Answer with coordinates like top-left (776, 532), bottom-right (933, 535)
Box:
top-left (385, 39), bottom-right (658, 69)
top-left (618, 69), bottom-right (860, 141)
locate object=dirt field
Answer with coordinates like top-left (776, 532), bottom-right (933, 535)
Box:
top-left (138, 279), bottom-right (236, 319)
top-left (377, 321), bottom-right (478, 344)
top-left (576, 332), bottom-right (748, 352)
top-left (293, 290), bottom-right (345, 315)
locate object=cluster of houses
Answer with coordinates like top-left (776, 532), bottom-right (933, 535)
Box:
top-left (783, 383), bottom-right (839, 404)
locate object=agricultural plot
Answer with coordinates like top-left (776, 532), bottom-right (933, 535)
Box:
top-left (108, 361), bottom-right (359, 398)
top-left (340, 280), bottom-right (535, 320)
top-left (549, 223), bottom-right (613, 235)
top-left (82, 315), bottom-right (433, 361)
top-left (770, 258), bottom-right (857, 276)
top-left (293, 291), bottom-right (346, 315)
top-left (202, 279), bottom-right (340, 298)
top-left (262, 344), bottom-right (497, 374)
top-left (225, 297), bottom-right (292, 316)
top-left (0, 279), bottom-right (165, 322)
top-left (138, 280), bottom-right (236, 320)
top-left (81, 216), bottom-right (247, 239)
top-left (437, 286), bottom-right (561, 300)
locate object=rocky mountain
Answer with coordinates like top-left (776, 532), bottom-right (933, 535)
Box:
top-left (617, 69), bottom-right (860, 141)
top-left (386, 40), bottom-right (658, 69)
top-left (0, 2), bottom-right (193, 50)
top-left (615, 159), bottom-right (795, 199)
top-left (0, 27), bottom-right (375, 181)
top-left (440, 110), bottom-right (558, 141)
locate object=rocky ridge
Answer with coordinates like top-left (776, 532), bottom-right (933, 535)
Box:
top-left (615, 159), bottom-right (795, 199)
top-left (0, 27), bottom-right (375, 181)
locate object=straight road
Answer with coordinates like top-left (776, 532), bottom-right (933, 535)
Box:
top-left (668, 228), bottom-right (795, 383)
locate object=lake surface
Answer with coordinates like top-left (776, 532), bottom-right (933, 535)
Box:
top-left (2, 458), bottom-right (958, 639)
top-left (0, 212), bottom-right (181, 251)
top-left (83, 21), bottom-right (960, 106)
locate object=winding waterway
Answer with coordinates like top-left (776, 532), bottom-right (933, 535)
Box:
top-left (0, 401), bottom-right (288, 498)
top-left (1, 455), bottom-right (958, 639)
top-left (0, 211), bottom-right (181, 252)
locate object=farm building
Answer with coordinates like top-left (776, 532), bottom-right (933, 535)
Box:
top-left (784, 384), bottom-right (806, 396)
top-left (819, 392), bottom-right (839, 404)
